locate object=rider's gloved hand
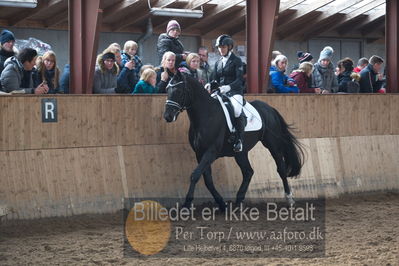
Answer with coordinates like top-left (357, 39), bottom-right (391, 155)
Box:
top-left (219, 85), bottom-right (231, 94)
top-left (204, 83), bottom-right (211, 93)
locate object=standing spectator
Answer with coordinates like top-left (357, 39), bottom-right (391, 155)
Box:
top-left (269, 54), bottom-right (298, 93)
top-left (121, 40), bottom-right (143, 82)
top-left (291, 51), bottom-right (313, 72)
top-left (156, 51), bottom-right (176, 93)
top-left (60, 64), bottom-right (70, 94)
top-left (359, 55), bottom-right (384, 93)
top-left (37, 51), bottom-right (61, 94)
top-left (354, 57), bottom-right (369, 73)
top-left (180, 53), bottom-right (206, 85)
top-left (0, 48), bottom-right (48, 94)
top-left (93, 52), bottom-right (119, 94)
top-left (267, 50), bottom-right (283, 92)
top-left (336, 57), bottom-right (360, 93)
top-left (311, 46), bottom-right (338, 93)
top-left (290, 62), bottom-right (321, 93)
top-left (0, 29), bottom-right (16, 76)
top-left (133, 68), bottom-right (158, 94)
top-left (198, 46), bottom-right (212, 83)
top-left (157, 20), bottom-right (186, 68)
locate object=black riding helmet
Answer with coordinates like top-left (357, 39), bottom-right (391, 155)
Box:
top-left (215, 34), bottom-right (234, 49)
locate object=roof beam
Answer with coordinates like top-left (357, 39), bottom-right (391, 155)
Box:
top-left (338, 8), bottom-right (385, 35)
top-left (111, 0), bottom-right (178, 31)
top-left (183, 0), bottom-right (245, 31)
top-left (202, 8), bottom-right (246, 35)
top-left (279, 0), bottom-right (363, 39)
top-left (102, 0), bottom-right (140, 19)
top-left (277, 0), bottom-right (334, 32)
top-left (187, 0), bottom-right (212, 10)
top-left (298, 14), bottom-right (346, 41)
top-left (44, 10), bottom-right (68, 28)
top-left (296, 0), bottom-right (385, 41)
top-left (279, 0), bottom-right (306, 13)
top-left (9, 0), bottom-right (63, 26)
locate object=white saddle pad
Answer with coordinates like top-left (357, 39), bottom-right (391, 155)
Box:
top-left (215, 95), bottom-right (262, 133)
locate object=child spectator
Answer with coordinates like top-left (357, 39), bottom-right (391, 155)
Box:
top-left (133, 68), bottom-right (157, 94)
top-left (121, 40), bottom-right (143, 82)
top-left (354, 57), bottom-right (369, 73)
top-left (336, 57), bottom-right (360, 93)
top-left (269, 54), bottom-right (298, 93)
top-left (359, 55), bottom-right (384, 93)
top-left (156, 51), bottom-right (176, 93)
top-left (157, 20), bottom-right (186, 67)
top-left (37, 51), bottom-right (61, 94)
top-left (311, 46), bottom-right (338, 93)
top-left (0, 48), bottom-right (48, 94)
top-left (290, 62), bottom-right (321, 93)
top-left (93, 52), bottom-right (119, 94)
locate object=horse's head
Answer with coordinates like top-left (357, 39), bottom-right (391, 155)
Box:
top-left (163, 70), bottom-right (191, 123)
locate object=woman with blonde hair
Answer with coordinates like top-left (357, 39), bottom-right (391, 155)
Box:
top-left (133, 68), bottom-right (158, 94)
top-left (180, 53), bottom-right (206, 85)
top-left (290, 62), bottom-right (321, 93)
top-left (37, 51), bottom-right (61, 93)
top-left (156, 51), bottom-right (176, 93)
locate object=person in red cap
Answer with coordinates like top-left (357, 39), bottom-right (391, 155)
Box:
top-left (157, 20), bottom-right (186, 68)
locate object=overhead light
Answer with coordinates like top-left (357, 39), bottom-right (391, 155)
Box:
top-left (0, 0), bottom-right (37, 8)
top-left (148, 0), bottom-right (203, 18)
top-left (150, 7), bottom-right (203, 18)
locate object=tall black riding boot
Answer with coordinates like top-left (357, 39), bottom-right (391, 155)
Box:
top-left (233, 113), bottom-right (246, 152)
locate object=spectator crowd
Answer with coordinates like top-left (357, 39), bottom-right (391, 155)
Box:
top-left (0, 20), bottom-right (388, 95)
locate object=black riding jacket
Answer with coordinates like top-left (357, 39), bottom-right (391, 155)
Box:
top-left (211, 52), bottom-right (244, 96)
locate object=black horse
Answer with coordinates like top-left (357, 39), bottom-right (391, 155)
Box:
top-left (163, 71), bottom-right (304, 209)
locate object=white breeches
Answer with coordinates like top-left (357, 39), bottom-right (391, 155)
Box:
top-left (231, 94), bottom-right (243, 117)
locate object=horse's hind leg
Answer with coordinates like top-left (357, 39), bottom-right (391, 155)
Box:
top-left (234, 152), bottom-right (254, 205)
top-left (262, 141), bottom-right (295, 205)
top-left (203, 166), bottom-right (226, 210)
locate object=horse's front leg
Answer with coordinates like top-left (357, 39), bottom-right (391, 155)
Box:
top-left (183, 147), bottom-right (217, 208)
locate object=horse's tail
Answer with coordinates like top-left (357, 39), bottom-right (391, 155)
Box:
top-left (251, 100), bottom-right (304, 177)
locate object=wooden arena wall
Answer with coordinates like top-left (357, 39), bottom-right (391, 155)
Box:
top-left (0, 95), bottom-right (398, 219)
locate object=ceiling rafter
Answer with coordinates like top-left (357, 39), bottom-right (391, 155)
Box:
top-left (9, 0), bottom-right (64, 26)
top-left (338, 8), bottom-right (385, 35)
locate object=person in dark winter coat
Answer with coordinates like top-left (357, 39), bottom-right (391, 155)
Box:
top-left (156, 51), bottom-right (176, 93)
top-left (60, 64), bottom-right (70, 94)
top-left (291, 51), bottom-right (313, 72)
top-left (0, 48), bottom-right (48, 94)
top-left (0, 29), bottom-right (16, 78)
top-left (133, 68), bottom-right (158, 94)
top-left (157, 20), bottom-right (186, 68)
top-left (37, 51), bottom-right (61, 94)
top-left (311, 46), bottom-right (338, 93)
top-left (359, 55), bottom-right (384, 93)
top-left (336, 57), bottom-right (360, 93)
top-left (209, 34), bottom-right (245, 152)
top-left (269, 54), bottom-right (298, 93)
top-left (290, 62), bottom-right (321, 93)
top-left (354, 57), bottom-right (369, 73)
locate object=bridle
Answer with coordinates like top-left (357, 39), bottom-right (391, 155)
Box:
top-left (165, 76), bottom-right (192, 112)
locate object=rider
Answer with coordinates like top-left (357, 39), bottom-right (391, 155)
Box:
top-left (210, 34), bottom-right (245, 152)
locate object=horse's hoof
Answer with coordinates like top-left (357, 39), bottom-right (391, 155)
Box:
top-left (285, 193), bottom-right (295, 206)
